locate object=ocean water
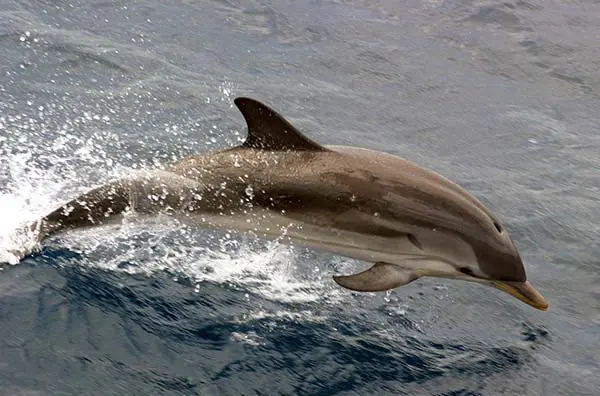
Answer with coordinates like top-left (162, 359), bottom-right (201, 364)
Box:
top-left (1, 0), bottom-right (599, 395)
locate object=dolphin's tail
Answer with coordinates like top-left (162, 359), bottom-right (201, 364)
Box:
top-left (37, 170), bottom-right (207, 242)
top-left (37, 180), bottom-right (131, 241)
top-left (1, 180), bottom-right (130, 264)
top-left (1, 171), bottom-right (205, 264)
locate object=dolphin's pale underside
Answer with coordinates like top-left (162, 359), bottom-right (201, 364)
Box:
top-left (14, 97), bottom-right (548, 310)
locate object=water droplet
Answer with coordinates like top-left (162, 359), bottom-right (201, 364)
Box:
top-left (384, 290), bottom-right (392, 302)
top-left (244, 185), bottom-right (254, 199)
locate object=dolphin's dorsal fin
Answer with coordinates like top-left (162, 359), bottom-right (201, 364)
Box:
top-left (333, 262), bottom-right (419, 292)
top-left (234, 97), bottom-right (326, 151)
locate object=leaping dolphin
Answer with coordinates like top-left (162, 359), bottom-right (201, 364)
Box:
top-left (11, 97), bottom-right (548, 310)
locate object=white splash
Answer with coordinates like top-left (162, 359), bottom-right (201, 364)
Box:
top-left (0, 152), bottom-right (61, 265)
top-left (0, 84), bottom-right (345, 308)
top-left (56, 217), bottom-right (344, 304)
top-left (0, 149), bottom-right (341, 306)
top-left (0, 220), bottom-right (41, 265)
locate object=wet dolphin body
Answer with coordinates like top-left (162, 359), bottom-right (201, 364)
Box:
top-left (24, 97), bottom-right (547, 310)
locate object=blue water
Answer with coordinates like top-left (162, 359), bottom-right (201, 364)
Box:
top-left (1, 0), bottom-right (599, 395)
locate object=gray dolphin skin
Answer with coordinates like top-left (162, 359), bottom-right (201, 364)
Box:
top-left (27, 97), bottom-right (548, 310)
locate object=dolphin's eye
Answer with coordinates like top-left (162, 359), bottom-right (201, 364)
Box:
top-left (493, 221), bottom-right (503, 233)
top-left (458, 267), bottom-right (474, 276)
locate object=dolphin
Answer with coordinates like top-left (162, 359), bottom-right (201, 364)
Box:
top-left (14, 97), bottom-right (548, 310)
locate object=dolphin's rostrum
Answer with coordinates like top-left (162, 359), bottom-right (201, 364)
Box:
top-left (17, 97), bottom-right (548, 310)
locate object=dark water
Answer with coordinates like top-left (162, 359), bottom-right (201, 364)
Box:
top-left (1, 0), bottom-right (599, 395)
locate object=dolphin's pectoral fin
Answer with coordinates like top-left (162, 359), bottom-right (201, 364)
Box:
top-left (234, 97), bottom-right (327, 152)
top-left (333, 262), bottom-right (419, 292)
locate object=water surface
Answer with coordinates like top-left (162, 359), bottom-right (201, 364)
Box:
top-left (1, 0), bottom-right (599, 395)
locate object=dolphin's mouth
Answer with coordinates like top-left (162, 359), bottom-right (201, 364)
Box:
top-left (491, 280), bottom-right (548, 311)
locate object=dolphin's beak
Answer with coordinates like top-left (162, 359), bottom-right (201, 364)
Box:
top-left (491, 280), bottom-right (548, 310)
